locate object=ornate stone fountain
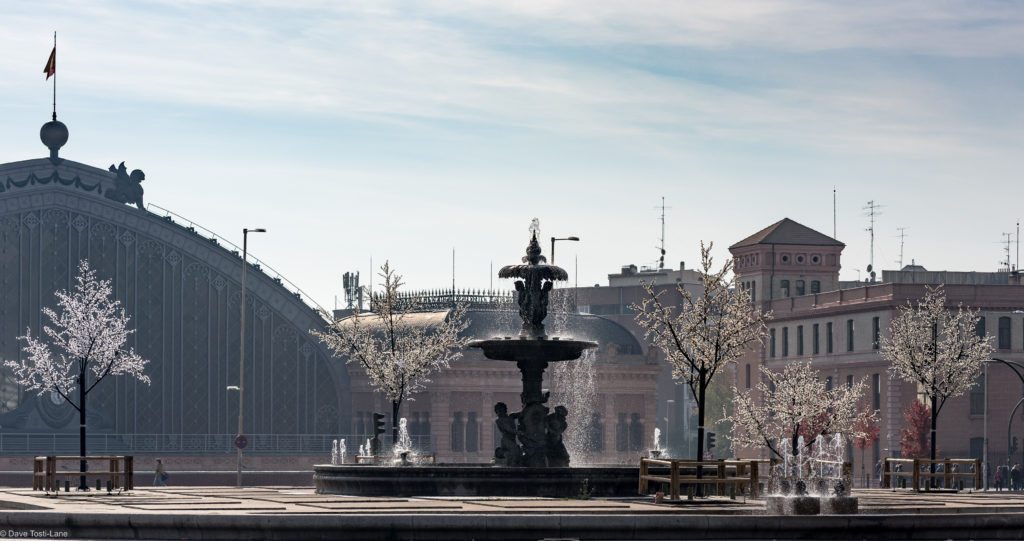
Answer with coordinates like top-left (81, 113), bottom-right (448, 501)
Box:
top-left (469, 220), bottom-right (597, 467)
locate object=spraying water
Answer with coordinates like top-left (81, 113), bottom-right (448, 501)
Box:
top-left (552, 348), bottom-right (598, 464)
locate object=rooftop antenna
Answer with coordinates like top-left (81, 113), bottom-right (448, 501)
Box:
top-left (654, 197), bottom-right (671, 269)
top-left (863, 200), bottom-right (883, 275)
top-left (833, 187), bottom-right (837, 239)
top-left (1002, 232), bottom-right (1013, 272)
top-left (1017, 221), bottom-right (1020, 271)
top-left (896, 227), bottom-right (907, 269)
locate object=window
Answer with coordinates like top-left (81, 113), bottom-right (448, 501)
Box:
top-left (976, 316), bottom-right (986, 338)
top-left (827, 322), bottom-right (833, 353)
top-left (970, 373), bottom-right (985, 416)
top-left (825, 376), bottom-right (833, 391)
top-left (813, 323), bottom-right (820, 355)
top-left (750, 282), bottom-right (756, 302)
top-left (970, 437), bottom-right (984, 460)
top-left (745, 364), bottom-right (751, 389)
top-left (846, 375), bottom-right (853, 388)
top-left (465, 412), bottom-right (479, 452)
top-left (872, 373), bottom-right (880, 410)
top-left (782, 327), bottom-right (789, 357)
top-left (811, 280), bottom-right (821, 294)
top-left (628, 413), bottom-right (644, 453)
top-left (796, 280), bottom-right (805, 296)
top-left (770, 329), bottom-right (776, 358)
top-left (589, 413), bottom-right (605, 452)
top-left (616, 413), bottom-right (628, 452)
top-left (872, 317), bottom-right (880, 350)
top-left (847, 319), bottom-right (855, 352)
top-left (451, 412), bottom-right (465, 452)
top-left (780, 279), bottom-right (790, 297)
top-left (797, 325), bottom-right (804, 356)
top-left (999, 316), bottom-right (1011, 350)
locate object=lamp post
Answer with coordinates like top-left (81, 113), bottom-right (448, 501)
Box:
top-left (238, 227), bottom-right (266, 487)
top-left (549, 236), bottom-right (579, 266)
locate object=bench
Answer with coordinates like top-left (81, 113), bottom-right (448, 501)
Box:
top-left (639, 458), bottom-right (763, 500)
top-left (882, 458), bottom-right (980, 491)
top-left (33, 456), bottom-right (134, 492)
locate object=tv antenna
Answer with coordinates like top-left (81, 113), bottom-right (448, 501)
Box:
top-left (654, 197), bottom-right (671, 269)
top-left (863, 200), bottom-right (883, 273)
top-left (896, 227), bottom-right (907, 269)
top-left (1002, 232), bottom-right (1014, 272)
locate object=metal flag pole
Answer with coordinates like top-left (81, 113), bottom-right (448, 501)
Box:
top-left (52, 31), bottom-right (57, 121)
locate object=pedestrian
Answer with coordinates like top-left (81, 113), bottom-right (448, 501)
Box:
top-left (995, 465), bottom-right (1004, 491)
top-left (153, 458), bottom-right (168, 487)
top-left (1011, 464), bottom-right (1021, 491)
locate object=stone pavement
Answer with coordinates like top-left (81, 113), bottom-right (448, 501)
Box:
top-left (0, 487), bottom-right (1022, 540)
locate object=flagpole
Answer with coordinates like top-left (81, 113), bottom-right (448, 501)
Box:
top-left (52, 31), bottom-right (57, 121)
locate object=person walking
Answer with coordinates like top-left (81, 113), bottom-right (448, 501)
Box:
top-left (153, 458), bottom-right (168, 487)
top-left (1011, 463), bottom-right (1021, 491)
top-left (994, 465), bottom-right (1004, 491)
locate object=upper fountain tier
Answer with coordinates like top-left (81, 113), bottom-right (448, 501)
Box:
top-left (469, 220), bottom-right (596, 366)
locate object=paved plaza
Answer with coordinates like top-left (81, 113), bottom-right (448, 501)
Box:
top-left (0, 486), bottom-right (1022, 539)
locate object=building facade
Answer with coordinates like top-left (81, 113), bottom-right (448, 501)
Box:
top-left (732, 218), bottom-right (1024, 485)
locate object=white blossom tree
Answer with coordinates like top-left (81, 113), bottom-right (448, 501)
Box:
top-left (313, 261), bottom-right (469, 448)
top-left (632, 242), bottom-right (770, 463)
top-left (881, 285), bottom-right (993, 475)
top-left (728, 361), bottom-right (875, 459)
top-left (4, 260), bottom-right (149, 490)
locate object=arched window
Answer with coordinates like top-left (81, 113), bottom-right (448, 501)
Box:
top-left (999, 316), bottom-right (1011, 349)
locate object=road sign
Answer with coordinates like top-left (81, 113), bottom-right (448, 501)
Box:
top-left (235, 435), bottom-right (249, 449)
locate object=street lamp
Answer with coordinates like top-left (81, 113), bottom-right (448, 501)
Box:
top-left (549, 236), bottom-right (579, 266)
top-left (238, 227), bottom-right (267, 487)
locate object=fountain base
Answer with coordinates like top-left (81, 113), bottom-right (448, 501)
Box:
top-left (764, 496), bottom-right (859, 515)
top-left (313, 464), bottom-right (640, 498)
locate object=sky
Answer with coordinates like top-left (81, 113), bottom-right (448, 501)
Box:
top-left (2, 1), bottom-right (1024, 311)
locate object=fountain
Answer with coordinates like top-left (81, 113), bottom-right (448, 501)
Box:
top-left (468, 219), bottom-right (597, 467)
top-left (313, 220), bottom-right (641, 497)
top-left (765, 434), bottom-right (857, 515)
top-left (650, 428), bottom-right (663, 459)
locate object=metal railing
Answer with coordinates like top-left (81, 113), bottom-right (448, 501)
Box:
top-left (0, 433), bottom-right (434, 456)
top-left (145, 203), bottom-right (330, 316)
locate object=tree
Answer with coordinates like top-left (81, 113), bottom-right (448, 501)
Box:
top-left (729, 361), bottom-right (875, 460)
top-left (4, 260), bottom-right (149, 490)
top-left (881, 285), bottom-right (992, 480)
top-left (312, 261), bottom-right (469, 449)
top-left (851, 400), bottom-right (880, 487)
top-left (632, 242), bottom-right (770, 463)
top-left (899, 399), bottom-right (932, 459)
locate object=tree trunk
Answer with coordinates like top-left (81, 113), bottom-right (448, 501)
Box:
top-left (696, 370), bottom-right (707, 497)
top-left (391, 399), bottom-right (400, 452)
top-left (79, 371), bottom-right (88, 490)
top-left (930, 395), bottom-right (938, 488)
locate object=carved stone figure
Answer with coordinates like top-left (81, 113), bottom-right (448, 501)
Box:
top-left (545, 405), bottom-right (570, 467)
top-left (105, 161), bottom-right (145, 210)
top-left (494, 402), bottom-right (522, 466)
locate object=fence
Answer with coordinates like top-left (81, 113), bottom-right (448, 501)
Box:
top-left (638, 458), bottom-right (765, 500)
top-left (882, 458), bottom-right (981, 491)
top-left (0, 434), bottom-right (433, 456)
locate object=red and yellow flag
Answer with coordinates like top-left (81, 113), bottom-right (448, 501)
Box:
top-left (44, 47), bottom-right (55, 80)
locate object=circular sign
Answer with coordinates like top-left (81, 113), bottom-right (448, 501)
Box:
top-left (234, 435), bottom-right (249, 449)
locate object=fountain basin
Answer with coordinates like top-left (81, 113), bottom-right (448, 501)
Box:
top-left (764, 496), bottom-right (858, 515)
top-left (313, 464), bottom-right (638, 498)
top-left (468, 338), bottom-right (597, 363)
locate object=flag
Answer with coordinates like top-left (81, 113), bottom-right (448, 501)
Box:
top-left (44, 47), bottom-right (55, 80)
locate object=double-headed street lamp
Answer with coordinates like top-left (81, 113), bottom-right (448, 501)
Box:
top-left (237, 227), bottom-right (267, 487)
top-left (550, 236), bottom-right (579, 266)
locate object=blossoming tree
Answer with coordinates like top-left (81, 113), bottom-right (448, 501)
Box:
top-left (313, 261), bottom-right (469, 448)
top-left (729, 361), bottom-right (875, 459)
top-left (4, 260), bottom-right (149, 490)
top-left (881, 285), bottom-right (992, 476)
top-left (633, 242), bottom-right (770, 463)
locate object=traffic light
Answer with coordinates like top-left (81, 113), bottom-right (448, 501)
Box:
top-left (706, 431), bottom-right (716, 451)
top-left (1012, 436), bottom-right (1019, 456)
top-left (372, 412), bottom-right (387, 456)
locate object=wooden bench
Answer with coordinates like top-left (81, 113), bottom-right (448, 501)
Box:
top-left (882, 458), bottom-right (980, 491)
top-left (639, 458), bottom-right (762, 500)
top-left (33, 456), bottom-right (134, 492)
